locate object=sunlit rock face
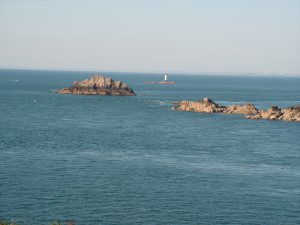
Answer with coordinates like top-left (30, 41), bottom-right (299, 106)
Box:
top-left (174, 97), bottom-right (258, 115)
top-left (56, 75), bottom-right (136, 96)
top-left (173, 97), bottom-right (299, 122)
top-left (245, 106), bottom-right (300, 122)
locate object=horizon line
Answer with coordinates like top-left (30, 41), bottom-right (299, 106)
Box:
top-left (0, 66), bottom-right (300, 77)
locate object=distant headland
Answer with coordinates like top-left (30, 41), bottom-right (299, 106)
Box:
top-left (173, 97), bottom-right (300, 122)
top-left (56, 75), bottom-right (135, 96)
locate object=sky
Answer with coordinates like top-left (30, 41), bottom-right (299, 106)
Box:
top-left (0, 0), bottom-right (300, 74)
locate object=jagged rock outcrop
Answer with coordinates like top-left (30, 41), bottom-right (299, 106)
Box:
top-left (56, 75), bottom-right (135, 96)
top-left (225, 103), bottom-right (258, 115)
top-left (245, 106), bottom-right (300, 122)
top-left (174, 97), bottom-right (258, 115)
top-left (173, 97), bottom-right (300, 122)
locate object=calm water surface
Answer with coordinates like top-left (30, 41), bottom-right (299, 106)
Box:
top-left (0, 69), bottom-right (299, 224)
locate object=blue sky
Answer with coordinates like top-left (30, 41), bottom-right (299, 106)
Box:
top-left (0, 0), bottom-right (299, 74)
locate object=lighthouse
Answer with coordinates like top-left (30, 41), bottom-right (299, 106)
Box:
top-left (164, 73), bottom-right (168, 82)
top-left (158, 73), bottom-right (175, 84)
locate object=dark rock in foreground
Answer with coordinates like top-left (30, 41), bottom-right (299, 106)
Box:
top-left (173, 97), bottom-right (300, 122)
top-left (56, 75), bottom-right (135, 96)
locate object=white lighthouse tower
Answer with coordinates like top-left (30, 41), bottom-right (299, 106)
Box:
top-left (164, 73), bottom-right (168, 82)
top-left (158, 73), bottom-right (175, 84)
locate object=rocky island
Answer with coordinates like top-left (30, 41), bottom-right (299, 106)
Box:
top-left (56, 75), bottom-right (135, 96)
top-left (144, 73), bottom-right (176, 85)
top-left (173, 97), bottom-right (300, 122)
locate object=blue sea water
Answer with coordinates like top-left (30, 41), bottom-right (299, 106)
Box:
top-left (0, 69), bottom-right (299, 225)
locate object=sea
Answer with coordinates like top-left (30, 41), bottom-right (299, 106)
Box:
top-left (0, 69), bottom-right (299, 225)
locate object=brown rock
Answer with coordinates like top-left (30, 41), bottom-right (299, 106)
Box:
top-left (56, 75), bottom-right (135, 96)
top-left (282, 106), bottom-right (300, 121)
top-left (173, 97), bottom-right (299, 122)
top-left (175, 98), bottom-right (225, 113)
top-left (246, 105), bottom-right (300, 122)
top-left (174, 97), bottom-right (257, 115)
top-left (225, 103), bottom-right (258, 115)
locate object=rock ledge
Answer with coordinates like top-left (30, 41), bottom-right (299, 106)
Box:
top-left (56, 75), bottom-right (135, 96)
top-left (173, 98), bottom-right (300, 122)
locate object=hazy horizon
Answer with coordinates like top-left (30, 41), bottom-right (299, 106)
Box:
top-left (1, 0), bottom-right (300, 74)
